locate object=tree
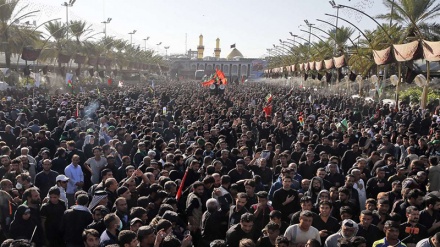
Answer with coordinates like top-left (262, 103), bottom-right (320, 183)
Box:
top-left (377, 0), bottom-right (440, 40)
top-left (0, 0), bottom-right (40, 68)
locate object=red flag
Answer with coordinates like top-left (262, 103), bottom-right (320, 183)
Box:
top-left (216, 69), bottom-right (227, 85)
top-left (107, 78), bottom-right (112, 86)
top-left (202, 79), bottom-right (215, 87)
top-left (263, 105), bottom-right (272, 117)
top-left (176, 169), bottom-right (189, 201)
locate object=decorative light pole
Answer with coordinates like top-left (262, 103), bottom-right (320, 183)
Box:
top-left (164, 46), bottom-right (170, 59)
top-left (329, 0), bottom-right (343, 55)
top-left (61, 0), bottom-right (76, 40)
top-left (143, 37), bottom-right (150, 50)
top-left (128, 30), bottom-right (137, 46)
top-left (101, 17), bottom-right (112, 38)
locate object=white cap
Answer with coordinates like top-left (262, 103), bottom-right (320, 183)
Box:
top-left (56, 174), bottom-right (69, 182)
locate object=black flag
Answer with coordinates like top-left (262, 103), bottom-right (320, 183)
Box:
top-left (230, 44), bottom-right (236, 49)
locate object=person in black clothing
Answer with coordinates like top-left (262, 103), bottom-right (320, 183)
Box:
top-left (392, 188), bottom-right (425, 223)
top-left (366, 167), bottom-right (391, 199)
top-left (40, 187), bottom-right (67, 247)
top-left (34, 159), bottom-right (59, 197)
top-left (356, 210), bottom-right (383, 247)
top-left (226, 213), bottom-right (255, 247)
top-left (256, 221), bottom-right (280, 247)
top-left (333, 187), bottom-right (358, 221)
top-left (228, 159), bottom-right (252, 184)
top-left (8, 205), bottom-right (37, 245)
top-left (399, 206), bottom-right (429, 246)
top-left (419, 195), bottom-right (440, 235)
top-left (229, 192), bottom-right (249, 227)
top-left (249, 191), bottom-right (273, 240)
top-left (200, 196), bottom-right (229, 247)
top-left (61, 193), bottom-right (93, 247)
top-left (272, 176), bottom-right (299, 222)
top-left (312, 201), bottom-right (340, 244)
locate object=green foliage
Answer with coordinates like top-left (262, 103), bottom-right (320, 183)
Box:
top-left (399, 86), bottom-right (440, 104)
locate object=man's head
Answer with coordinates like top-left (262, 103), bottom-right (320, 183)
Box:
top-left (118, 230), bottom-right (138, 247)
top-left (23, 187), bottom-right (40, 206)
top-left (319, 201), bottom-right (332, 217)
top-left (340, 219), bottom-right (358, 239)
top-left (82, 229), bottom-right (100, 247)
top-left (115, 197), bottom-right (128, 213)
top-left (282, 176), bottom-right (292, 189)
top-left (406, 206), bottom-right (419, 224)
top-left (383, 220), bottom-right (400, 241)
top-left (431, 232), bottom-right (440, 247)
top-left (300, 196), bottom-right (313, 211)
top-left (103, 213), bottom-right (121, 231)
top-left (264, 221), bottom-right (280, 241)
top-left (192, 181), bottom-right (204, 197)
top-left (298, 210), bottom-right (314, 231)
top-left (345, 174), bottom-right (355, 188)
top-left (426, 195), bottom-right (440, 212)
top-left (239, 213), bottom-right (254, 234)
top-left (42, 159), bottom-right (52, 171)
top-left (236, 192), bottom-right (248, 210)
top-left (48, 186), bottom-right (60, 204)
top-left (359, 210), bottom-right (374, 229)
top-left (407, 189), bottom-right (424, 206)
top-left (275, 236), bottom-right (290, 247)
top-left (137, 226), bottom-right (156, 246)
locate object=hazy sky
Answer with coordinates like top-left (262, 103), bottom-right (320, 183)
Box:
top-left (17, 0), bottom-right (388, 58)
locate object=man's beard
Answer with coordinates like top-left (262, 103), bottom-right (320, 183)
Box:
top-left (31, 199), bottom-right (41, 205)
top-left (312, 186), bottom-right (321, 192)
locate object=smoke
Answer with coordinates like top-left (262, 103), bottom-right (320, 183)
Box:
top-left (83, 100), bottom-right (100, 118)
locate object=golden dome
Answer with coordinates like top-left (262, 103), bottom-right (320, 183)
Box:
top-left (227, 48), bottom-right (244, 60)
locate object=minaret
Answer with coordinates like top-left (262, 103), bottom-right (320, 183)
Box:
top-left (197, 34), bottom-right (204, 60)
top-left (214, 38), bottom-right (221, 59)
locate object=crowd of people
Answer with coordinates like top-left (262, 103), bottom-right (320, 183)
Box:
top-left (0, 79), bottom-right (440, 247)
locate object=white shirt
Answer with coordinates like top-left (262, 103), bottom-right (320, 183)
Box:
top-left (64, 163), bottom-right (84, 194)
top-left (284, 224), bottom-right (321, 245)
top-left (354, 179), bottom-right (367, 210)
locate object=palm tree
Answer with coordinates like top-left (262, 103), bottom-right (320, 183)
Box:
top-left (377, 0), bottom-right (440, 40)
top-left (0, 0), bottom-right (40, 68)
top-left (328, 26), bottom-right (355, 55)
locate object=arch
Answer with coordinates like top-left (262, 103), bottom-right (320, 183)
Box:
top-left (232, 65), bottom-right (238, 74)
top-left (241, 65), bottom-right (247, 75)
top-left (223, 65), bottom-right (229, 73)
top-left (191, 64), bottom-right (197, 70)
top-left (207, 64), bottom-right (213, 71)
top-left (198, 64), bottom-right (204, 70)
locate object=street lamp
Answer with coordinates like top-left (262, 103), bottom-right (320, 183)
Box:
top-left (128, 30), bottom-right (137, 46)
top-left (143, 37), bottom-right (150, 50)
top-left (304, 20), bottom-right (315, 58)
top-left (101, 17), bottom-right (112, 38)
top-left (156, 42), bottom-right (162, 54)
top-left (61, 0), bottom-right (76, 40)
top-left (329, 1), bottom-right (343, 55)
top-left (164, 46), bottom-right (170, 59)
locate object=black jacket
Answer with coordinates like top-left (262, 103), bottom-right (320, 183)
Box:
top-left (61, 205), bottom-right (93, 245)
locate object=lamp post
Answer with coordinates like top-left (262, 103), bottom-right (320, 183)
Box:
top-left (164, 46), bottom-right (170, 59)
top-left (143, 37), bottom-right (150, 51)
top-left (101, 17), bottom-right (112, 38)
top-left (329, 0), bottom-right (343, 55)
top-left (156, 42), bottom-right (162, 54)
top-left (61, 0), bottom-right (76, 40)
top-left (128, 30), bottom-right (137, 46)
top-left (304, 20), bottom-right (315, 59)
